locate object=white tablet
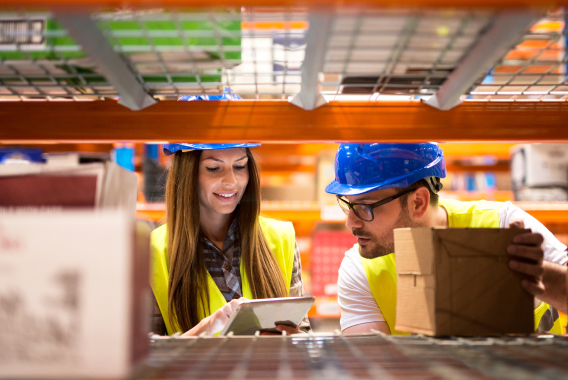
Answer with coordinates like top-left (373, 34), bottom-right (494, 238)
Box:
top-left (220, 296), bottom-right (315, 336)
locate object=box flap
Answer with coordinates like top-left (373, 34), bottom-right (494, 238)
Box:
top-left (434, 228), bottom-right (530, 258)
top-left (394, 228), bottom-right (436, 275)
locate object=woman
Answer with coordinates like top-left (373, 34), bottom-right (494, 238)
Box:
top-left (150, 143), bottom-right (309, 336)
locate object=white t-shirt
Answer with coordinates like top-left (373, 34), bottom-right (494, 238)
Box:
top-left (337, 201), bottom-right (568, 332)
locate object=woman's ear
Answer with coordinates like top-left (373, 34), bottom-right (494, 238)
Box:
top-left (410, 187), bottom-right (430, 220)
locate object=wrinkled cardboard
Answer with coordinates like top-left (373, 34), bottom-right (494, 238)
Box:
top-left (394, 228), bottom-right (534, 336)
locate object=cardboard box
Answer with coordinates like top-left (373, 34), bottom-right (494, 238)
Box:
top-left (394, 228), bottom-right (534, 336)
top-left (0, 210), bottom-right (151, 379)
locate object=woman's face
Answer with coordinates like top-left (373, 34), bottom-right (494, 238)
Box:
top-left (198, 148), bottom-right (250, 217)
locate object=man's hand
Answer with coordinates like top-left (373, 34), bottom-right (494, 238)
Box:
top-left (507, 220), bottom-right (545, 296)
top-left (260, 324), bottom-right (304, 335)
top-left (275, 324), bottom-right (303, 335)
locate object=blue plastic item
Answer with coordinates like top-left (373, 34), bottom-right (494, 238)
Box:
top-left (146, 144), bottom-right (159, 160)
top-left (114, 145), bottom-right (135, 171)
top-left (0, 147), bottom-right (43, 163)
top-left (163, 143), bottom-right (260, 156)
top-left (325, 143), bottom-right (447, 196)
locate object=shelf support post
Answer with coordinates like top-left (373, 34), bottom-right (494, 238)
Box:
top-left (425, 10), bottom-right (539, 111)
top-left (290, 12), bottom-right (333, 111)
top-left (56, 12), bottom-right (157, 111)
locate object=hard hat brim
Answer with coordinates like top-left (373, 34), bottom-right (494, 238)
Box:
top-left (163, 143), bottom-right (260, 156)
top-left (325, 179), bottom-right (407, 196)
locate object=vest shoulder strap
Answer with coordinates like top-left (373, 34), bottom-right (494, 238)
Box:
top-left (259, 216), bottom-right (296, 289)
top-left (439, 198), bottom-right (502, 228)
top-left (149, 224), bottom-right (175, 334)
top-left (361, 253), bottom-right (410, 335)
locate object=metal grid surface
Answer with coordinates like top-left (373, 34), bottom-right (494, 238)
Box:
top-left (467, 10), bottom-right (568, 102)
top-left (0, 8), bottom-right (565, 103)
top-left (321, 9), bottom-right (494, 100)
top-left (139, 333), bottom-right (568, 380)
top-left (0, 9), bottom-right (244, 100)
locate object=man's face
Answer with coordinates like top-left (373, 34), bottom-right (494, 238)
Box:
top-left (344, 188), bottom-right (424, 259)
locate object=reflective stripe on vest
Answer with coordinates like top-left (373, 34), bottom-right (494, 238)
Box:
top-left (150, 216), bottom-right (296, 335)
top-left (534, 301), bottom-right (563, 334)
top-left (361, 198), bottom-right (559, 335)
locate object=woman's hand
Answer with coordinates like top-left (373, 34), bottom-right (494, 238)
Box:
top-left (181, 297), bottom-right (247, 337)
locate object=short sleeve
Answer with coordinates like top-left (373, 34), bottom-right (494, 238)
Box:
top-left (499, 201), bottom-right (568, 265)
top-left (337, 245), bottom-right (385, 331)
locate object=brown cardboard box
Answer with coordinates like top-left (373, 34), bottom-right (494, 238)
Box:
top-left (394, 228), bottom-right (534, 336)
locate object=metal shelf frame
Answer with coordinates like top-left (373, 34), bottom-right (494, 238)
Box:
top-left (0, 2), bottom-right (566, 141)
top-left (1, 100), bottom-right (567, 142)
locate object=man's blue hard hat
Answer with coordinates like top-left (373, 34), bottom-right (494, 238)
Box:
top-left (163, 143), bottom-right (261, 156)
top-left (164, 88), bottom-right (257, 156)
top-left (325, 143), bottom-right (446, 196)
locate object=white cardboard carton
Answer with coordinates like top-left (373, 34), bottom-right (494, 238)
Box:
top-left (0, 210), bottom-right (149, 379)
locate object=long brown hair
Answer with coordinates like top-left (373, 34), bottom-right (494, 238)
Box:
top-left (165, 148), bottom-right (288, 332)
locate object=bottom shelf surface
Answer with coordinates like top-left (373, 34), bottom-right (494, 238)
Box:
top-left (138, 333), bottom-right (568, 379)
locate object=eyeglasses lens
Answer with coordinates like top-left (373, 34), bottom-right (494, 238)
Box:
top-left (337, 198), bottom-right (350, 215)
top-left (353, 204), bottom-right (373, 221)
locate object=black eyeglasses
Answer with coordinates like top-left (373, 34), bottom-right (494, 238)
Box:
top-left (336, 188), bottom-right (416, 222)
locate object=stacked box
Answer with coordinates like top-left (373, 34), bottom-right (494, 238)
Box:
top-left (394, 227), bottom-right (534, 336)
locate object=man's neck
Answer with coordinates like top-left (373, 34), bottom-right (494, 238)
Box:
top-left (431, 202), bottom-right (449, 228)
top-left (421, 202), bottom-right (449, 228)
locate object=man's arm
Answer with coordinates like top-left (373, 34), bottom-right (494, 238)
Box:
top-left (507, 220), bottom-right (568, 313)
top-left (539, 261), bottom-right (567, 314)
top-left (343, 321), bottom-right (390, 334)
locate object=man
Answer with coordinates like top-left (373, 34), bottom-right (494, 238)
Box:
top-left (325, 143), bottom-right (568, 334)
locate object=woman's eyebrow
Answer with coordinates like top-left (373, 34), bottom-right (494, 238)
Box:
top-left (202, 157), bottom-right (224, 163)
top-left (202, 155), bottom-right (248, 163)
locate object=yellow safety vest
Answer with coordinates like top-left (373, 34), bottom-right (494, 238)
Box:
top-left (361, 198), bottom-right (562, 335)
top-left (151, 216), bottom-right (295, 335)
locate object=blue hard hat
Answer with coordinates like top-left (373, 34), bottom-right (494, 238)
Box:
top-left (325, 143), bottom-right (446, 196)
top-left (166, 87), bottom-right (257, 156)
top-left (163, 143), bottom-right (261, 156)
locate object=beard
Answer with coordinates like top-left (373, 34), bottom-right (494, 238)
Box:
top-left (355, 207), bottom-right (425, 259)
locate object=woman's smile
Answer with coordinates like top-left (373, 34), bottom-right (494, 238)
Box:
top-left (213, 192), bottom-right (238, 202)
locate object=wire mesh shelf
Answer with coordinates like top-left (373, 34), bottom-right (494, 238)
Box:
top-left (321, 9), bottom-right (494, 101)
top-left (467, 9), bottom-right (568, 102)
top-left (0, 8), bottom-right (565, 103)
top-left (139, 333), bottom-right (568, 379)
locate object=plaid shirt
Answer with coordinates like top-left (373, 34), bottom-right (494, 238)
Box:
top-left (152, 219), bottom-right (310, 334)
top-left (201, 219), bottom-right (243, 302)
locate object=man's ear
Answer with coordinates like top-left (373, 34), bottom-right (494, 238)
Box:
top-left (410, 187), bottom-right (430, 219)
